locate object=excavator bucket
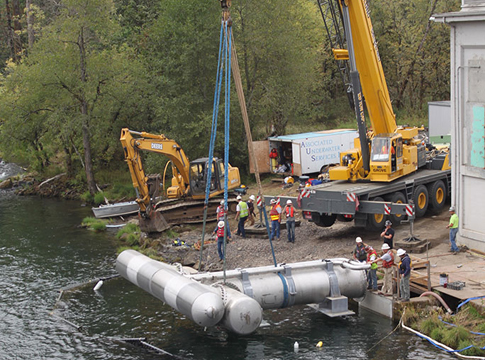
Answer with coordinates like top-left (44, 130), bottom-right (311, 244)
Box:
top-left (138, 210), bottom-right (170, 233)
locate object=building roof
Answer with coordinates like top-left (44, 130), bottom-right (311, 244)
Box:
top-left (433, 3), bottom-right (485, 23)
top-left (268, 129), bottom-right (356, 142)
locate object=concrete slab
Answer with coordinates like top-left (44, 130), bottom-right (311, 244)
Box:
top-left (359, 291), bottom-right (393, 318)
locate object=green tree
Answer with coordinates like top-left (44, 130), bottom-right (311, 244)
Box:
top-left (0, 0), bottom-right (147, 193)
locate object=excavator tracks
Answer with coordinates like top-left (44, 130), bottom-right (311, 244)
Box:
top-left (154, 198), bottom-right (238, 225)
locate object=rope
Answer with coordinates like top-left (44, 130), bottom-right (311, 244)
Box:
top-left (222, 22), bottom-right (232, 284)
top-left (199, 21), bottom-right (225, 270)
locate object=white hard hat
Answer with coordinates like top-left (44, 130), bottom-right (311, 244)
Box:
top-left (270, 199), bottom-right (276, 204)
top-left (249, 195), bottom-right (256, 201)
top-left (286, 199), bottom-right (292, 205)
top-left (356, 237), bottom-right (363, 243)
top-left (381, 243), bottom-right (390, 250)
top-left (220, 200), bottom-right (225, 205)
top-left (397, 248), bottom-right (406, 257)
top-left (236, 195), bottom-right (242, 200)
top-left (218, 221), bottom-right (224, 228)
top-left (449, 206), bottom-right (455, 212)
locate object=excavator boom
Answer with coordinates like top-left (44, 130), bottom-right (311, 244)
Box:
top-left (120, 128), bottom-right (241, 232)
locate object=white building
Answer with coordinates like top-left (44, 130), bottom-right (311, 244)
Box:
top-left (433, 1), bottom-right (485, 250)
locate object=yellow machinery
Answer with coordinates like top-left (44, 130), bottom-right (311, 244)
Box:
top-left (324, 0), bottom-right (450, 182)
top-left (120, 128), bottom-right (241, 231)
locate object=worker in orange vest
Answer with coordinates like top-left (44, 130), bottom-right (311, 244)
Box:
top-left (283, 199), bottom-right (295, 243)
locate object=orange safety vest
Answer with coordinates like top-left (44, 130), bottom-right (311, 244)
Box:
top-left (383, 250), bottom-right (394, 268)
top-left (270, 204), bottom-right (281, 221)
top-left (286, 206), bottom-right (294, 218)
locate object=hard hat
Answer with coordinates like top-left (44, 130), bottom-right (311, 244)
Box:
top-left (218, 221), bottom-right (224, 228)
top-left (397, 249), bottom-right (406, 257)
top-left (220, 200), bottom-right (225, 205)
top-left (385, 220), bottom-right (392, 226)
top-left (287, 199), bottom-right (293, 205)
top-left (236, 195), bottom-right (242, 200)
top-left (249, 195), bottom-right (256, 201)
top-left (382, 243), bottom-right (390, 250)
top-left (365, 245), bottom-right (373, 252)
top-left (355, 237), bottom-right (362, 243)
top-left (449, 206), bottom-right (455, 212)
top-left (270, 198), bottom-right (276, 204)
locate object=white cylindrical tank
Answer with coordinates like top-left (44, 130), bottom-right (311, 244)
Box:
top-left (219, 287), bottom-right (263, 335)
top-left (116, 250), bottom-right (224, 327)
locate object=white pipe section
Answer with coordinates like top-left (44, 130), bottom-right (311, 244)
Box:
top-left (117, 250), bottom-right (225, 327)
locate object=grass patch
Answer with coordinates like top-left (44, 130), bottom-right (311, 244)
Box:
top-left (164, 228), bottom-right (179, 239)
top-left (116, 223), bottom-right (140, 238)
top-left (441, 326), bottom-right (470, 349)
top-left (116, 223), bottom-right (141, 246)
top-left (80, 191), bottom-right (94, 203)
top-left (94, 192), bottom-right (106, 205)
top-left (81, 217), bottom-right (108, 232)
top-left (419, 314), bottom-right (443, 335)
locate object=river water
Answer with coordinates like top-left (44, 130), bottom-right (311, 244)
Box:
top-left (0, 166), bottom-right (455, 359)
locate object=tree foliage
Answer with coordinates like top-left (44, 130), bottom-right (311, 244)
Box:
top-left (0, 0), bottom-right (461, 191)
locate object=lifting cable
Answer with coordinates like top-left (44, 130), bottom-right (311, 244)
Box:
top-left (198, 19), bottom-right (230, 273)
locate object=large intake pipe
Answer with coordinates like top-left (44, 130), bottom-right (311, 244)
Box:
top-left (116, 250), bottom-right (225, 327)
top-left (116, 250), bottom-right (368, 335)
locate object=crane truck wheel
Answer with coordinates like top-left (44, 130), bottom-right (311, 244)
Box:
top-left (311, 212), bottom-right (337, 227)
top-left (367, 197), bottom-right (387, 231)
top-left (413, 185), bottom-right (429, 218)
top-left (427, 180), bottom-right (446, 214)
top-left (386, 192), bottom-right (407, 225)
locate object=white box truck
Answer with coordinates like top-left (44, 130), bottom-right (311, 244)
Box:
top-left (250, 129), bottom-right (358, 176)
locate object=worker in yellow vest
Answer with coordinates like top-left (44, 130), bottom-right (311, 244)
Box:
top-left (283, 200), bottom-right (295, 243)
top-left (235, 195), bottom-right (249, 238)
top-left (269, 198), bottom-right (282, 241)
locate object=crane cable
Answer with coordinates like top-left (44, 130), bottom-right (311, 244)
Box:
top-left (198, 20), bottom-right (228, 272)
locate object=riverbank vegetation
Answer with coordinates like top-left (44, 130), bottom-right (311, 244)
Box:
top-left (404, 302), bottom-right (485, 356)
top-left (0, 0), bottom-right (460, 198)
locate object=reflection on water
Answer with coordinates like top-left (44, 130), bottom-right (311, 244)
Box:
top-left (0, 194), bottom-right (455, 359)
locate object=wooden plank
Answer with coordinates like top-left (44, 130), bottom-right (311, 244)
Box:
top-left (249, 141), bottom-right (271, 173)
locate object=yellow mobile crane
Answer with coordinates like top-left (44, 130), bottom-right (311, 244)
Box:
top-left (271, 0), bottom-right (452, 231)
top-left (322, 0), bottom-right (450, 183)
top-left (120, 128), bottom-right (241, 232)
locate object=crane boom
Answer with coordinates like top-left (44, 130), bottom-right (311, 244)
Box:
top-left (343, 0), bottom-right (396, 135)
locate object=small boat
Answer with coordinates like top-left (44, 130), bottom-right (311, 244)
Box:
top-left (92, 201), bottom-right (139, 219)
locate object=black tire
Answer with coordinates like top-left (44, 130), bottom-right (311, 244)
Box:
top-left (367, 196), bottom-right (387, 231)
top-left (413, 185), bottom-right (429, 218)
top-left (428, 180), bottom-right (446, 214)
top-left (312, 212), bottom-right (337, 227)
top-left (386, 191), bottom-right (407, 225)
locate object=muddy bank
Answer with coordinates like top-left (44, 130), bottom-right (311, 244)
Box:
top-left (1, 173), bottom-right (82, 200)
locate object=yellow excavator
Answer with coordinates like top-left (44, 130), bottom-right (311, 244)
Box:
top-left (120, 128), bottom-right (241, 232)
top-left (322, 0), bottom-right (450, 183)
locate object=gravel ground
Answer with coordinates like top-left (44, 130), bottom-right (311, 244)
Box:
top-left (164, 207), bottom-right (451, 270)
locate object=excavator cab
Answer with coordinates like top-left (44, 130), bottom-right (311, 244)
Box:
top-left (189, 158), bottom-right (221, 196)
